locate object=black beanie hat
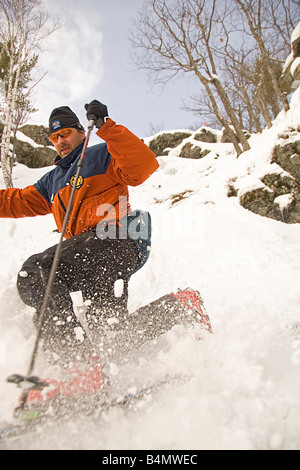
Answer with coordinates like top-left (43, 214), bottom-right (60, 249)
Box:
top-left (48, 106), bottom-right (85, 134)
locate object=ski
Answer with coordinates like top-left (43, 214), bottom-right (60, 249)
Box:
top-left (0, 375), bottom-right (181, 442)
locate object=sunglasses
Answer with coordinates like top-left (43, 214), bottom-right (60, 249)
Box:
top-left (49, 128), bottom-right (74, 143)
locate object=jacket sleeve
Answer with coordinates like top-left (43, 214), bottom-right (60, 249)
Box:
top-left (0, 185), bottom-right (52, 219)
top-left (96, 119), bottom-right (159, 186)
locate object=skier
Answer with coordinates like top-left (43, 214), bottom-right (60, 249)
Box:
top-left (0, 100), bottom-right (159, 360)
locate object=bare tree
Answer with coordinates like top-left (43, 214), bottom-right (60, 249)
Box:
top-left (0, 0), bottom-right (59, 188)
top-left (234, 0), bottom-right (294, 114)
top-left (130, 0), bottom-right (250, 156)
top-left (216, 0), bottom-right (298, 131)
top-left (186, 19), bottom-right (266, 134)
top-left (225, 0), bottom-right (299, 128)
top-left (131, 0), bottom-right (298, 153)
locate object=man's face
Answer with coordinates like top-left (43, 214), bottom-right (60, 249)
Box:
top-left (50, 128), bottom-right (86, 158)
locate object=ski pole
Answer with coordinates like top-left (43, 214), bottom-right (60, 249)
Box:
top-left (25, 118), bottom-right (95, 378)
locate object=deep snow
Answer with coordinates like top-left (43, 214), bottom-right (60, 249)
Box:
top-left (0, 89), bottom-right (300, 450)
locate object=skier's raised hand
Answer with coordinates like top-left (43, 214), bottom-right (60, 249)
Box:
top-left (84, 100), bottom-right (109, 128)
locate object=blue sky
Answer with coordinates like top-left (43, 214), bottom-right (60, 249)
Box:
top-left (31, 0), bottom-right (200, 140)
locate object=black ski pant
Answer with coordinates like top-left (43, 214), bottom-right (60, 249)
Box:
top-left (17, 229), bottom-right (138, 359)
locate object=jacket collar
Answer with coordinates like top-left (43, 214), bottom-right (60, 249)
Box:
top-left (54, 141), bottom-right (85, 169)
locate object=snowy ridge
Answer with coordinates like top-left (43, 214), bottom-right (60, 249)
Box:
top-left (15, 131), bottom-right (44, 149)
top-left (0, 88), bottom-right (299, 449)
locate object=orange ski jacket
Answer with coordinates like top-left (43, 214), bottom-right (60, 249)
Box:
top-left (0, 119), bottom-right (158, 238)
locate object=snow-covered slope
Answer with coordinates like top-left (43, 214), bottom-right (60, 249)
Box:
top-left (0, 90), bottom-right (299, 450)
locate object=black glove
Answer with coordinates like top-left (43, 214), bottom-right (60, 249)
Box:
top-left (84, 100), bottom-right (109, 128)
